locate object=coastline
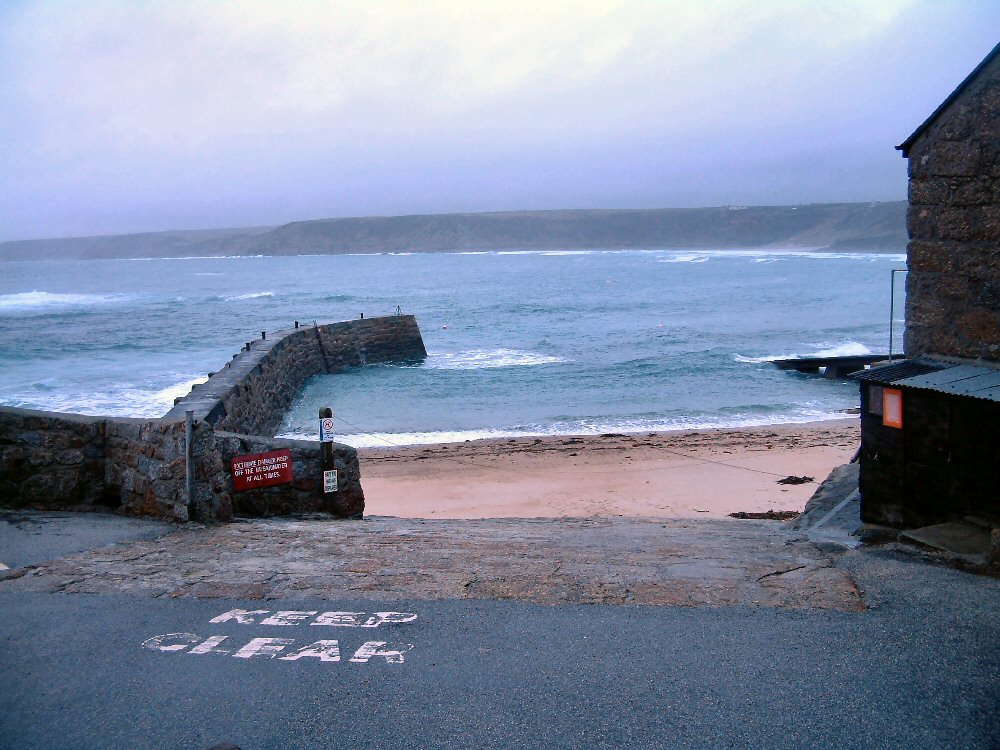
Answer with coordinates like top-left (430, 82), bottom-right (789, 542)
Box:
top-left (358, 417), bottom-right (859, 520)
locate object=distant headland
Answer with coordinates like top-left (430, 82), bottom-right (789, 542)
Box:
top-left (0, 201), bottom-right (906, 261)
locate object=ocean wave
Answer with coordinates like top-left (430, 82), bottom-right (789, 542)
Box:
top-left (654, 249), bottom-right (906, 263)
top-left (444, 249), bottom-right (609, 257)
top-left (225, 291), bottom-right (274, 301)
top-left (127, 255), bottom-right (266, 261)
top-left (2, 374), bottom-right (208, 418)
top-left (277, 408), bottom-right (855, 448)
top-left (423, 348), bottom-right (568, 370)
top-left (0, 291), bottom-right (139, 313)
top-left (496, 250), bottom-right (602, 256)
top-left (151, 377), bottom-right (209, 407)
top-left (660, 253), bottom-right (710, 263)
top-left (734, 341), bottom-right (873, 364)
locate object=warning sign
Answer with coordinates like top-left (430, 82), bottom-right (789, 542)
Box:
top-left (320, 417), bottom-right (335, 443)
top-left (324, 469), bottom-right (338, 493)
top-left (231, 449), bottom-right (294, 492)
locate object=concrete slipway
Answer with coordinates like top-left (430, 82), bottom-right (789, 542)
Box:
top-left (0, 475), bottom-right (998, 750)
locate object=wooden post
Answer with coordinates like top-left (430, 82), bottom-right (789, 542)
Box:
top-left (319, 406), bottom-right (335, 513)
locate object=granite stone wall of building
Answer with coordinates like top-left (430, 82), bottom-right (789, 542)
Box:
top-left (904, 52), bottom-right (1000, 361)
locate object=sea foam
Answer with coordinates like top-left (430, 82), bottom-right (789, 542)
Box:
top-left (0, 291), bottom-right (139, 313)
top-left (225, 291), bottom-right (274, 301)
top-left (278, 407), bottom-right (854, 449)
top-left (734, 341), bottom-right (873, 364)
top-left (423, 349), bottom-right (567, 370)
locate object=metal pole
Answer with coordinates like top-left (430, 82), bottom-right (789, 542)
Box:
top-left (185, 410), bottom-right (196, 521)
top-left (889, 269), bottom-right (907, 362)
top-left (889, 271), bottom-right (895, 362)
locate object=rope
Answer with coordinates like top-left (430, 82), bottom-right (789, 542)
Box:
top-left (655, 446), bottom-right (793, 478)
top-left (334, 414), bottom-right (501, 471)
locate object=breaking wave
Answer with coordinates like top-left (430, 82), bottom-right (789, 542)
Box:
top-left (0, 291), bottom-right (139, 313)
top-left (278, 407), bottom-right (855, 448)
top-left (423, 349), bottom-right (567, 370)
top-left (660, 253), bottom-right (710, 263)
top-left (225, 291), bottom-right (274, 301)
top-left (3, 375), bottom-right (208, 418)
top-left (735, 341), bottom-right (873, 364)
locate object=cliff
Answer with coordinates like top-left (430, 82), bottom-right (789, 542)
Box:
top-left (0, 201), bottom-right (906, 261)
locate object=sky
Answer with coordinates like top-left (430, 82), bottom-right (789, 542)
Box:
top-left (1, 1), bottom-right (998, 241)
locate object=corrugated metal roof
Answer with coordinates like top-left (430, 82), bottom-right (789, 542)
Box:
top-left (858, 358), bottom-right (1000, 402)
top-left (897, 366), bottom-right (1000, 402)
top-left (854, 358), bottom-right (947, 384)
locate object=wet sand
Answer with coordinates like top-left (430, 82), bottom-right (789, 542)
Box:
top-left (358, 418), bottom-right (860, 519)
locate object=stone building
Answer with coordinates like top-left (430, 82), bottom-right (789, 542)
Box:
top-left (897, 41), bottom-right (1000, 362)
top-left (856, 43), bottom-right (1000, 531)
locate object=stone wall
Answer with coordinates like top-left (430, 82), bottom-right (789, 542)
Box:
top-left (103, 418), bottom-right (193, 521)
top-left (0, 315), bottom-right (426, 522)
top-left (904, 53), bottom-right (1000, 361)
top-left (162, 315), bottom-right (426, 436)
top-left (210, 431), bottom-right (363, 518)
top-left (0, 408), bottom-right (108, 509)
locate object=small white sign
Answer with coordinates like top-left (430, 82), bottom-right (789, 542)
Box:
top-left (319, 416), bottom-right (335, 443)
top-left (324, 469), bottom-right (338, 493)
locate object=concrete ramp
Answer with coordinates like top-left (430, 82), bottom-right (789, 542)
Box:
top-left (1, 514), bottom-right (864, 611)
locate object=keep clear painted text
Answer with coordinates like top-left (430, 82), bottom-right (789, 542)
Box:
top-left (142, 608), bottom-right (417, 665)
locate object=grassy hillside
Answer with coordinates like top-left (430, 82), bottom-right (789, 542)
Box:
top-left (0, 202), bottom-right (906, 261)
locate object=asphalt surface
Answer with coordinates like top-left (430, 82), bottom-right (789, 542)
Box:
top-left (2, 544), bottom-right (999, 750)
top-left (0, 510), bottom-right (175, 568)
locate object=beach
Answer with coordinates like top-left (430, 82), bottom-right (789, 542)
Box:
top-left (359, 417), bottom-right (859, 519)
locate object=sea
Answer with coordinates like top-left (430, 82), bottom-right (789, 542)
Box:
top-left (0, 249), bottom-right (906, 448)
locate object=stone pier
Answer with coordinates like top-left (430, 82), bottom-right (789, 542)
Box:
top-left (0, 315), bottom-right (427, 522)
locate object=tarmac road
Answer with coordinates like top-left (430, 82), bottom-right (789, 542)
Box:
top-left (0, 510), bottom-right (175, 569)
top-left (1, 546), bottom-right (998, 750)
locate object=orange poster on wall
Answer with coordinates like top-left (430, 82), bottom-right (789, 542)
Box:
top-left (882, 388), bottom-right (903, 429)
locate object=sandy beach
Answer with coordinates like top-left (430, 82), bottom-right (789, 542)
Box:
top-left (358, 418), bottom-right (860, 519)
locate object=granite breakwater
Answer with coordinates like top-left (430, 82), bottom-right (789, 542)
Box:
top-left (0, 315), bottom-right (426, 521)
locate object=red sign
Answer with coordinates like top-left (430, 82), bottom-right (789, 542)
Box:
top-left (231, 449), bottom-right (294, 492)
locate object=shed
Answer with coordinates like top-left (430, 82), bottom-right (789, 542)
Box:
top-left (856, 358), bottom-right (1000, 528)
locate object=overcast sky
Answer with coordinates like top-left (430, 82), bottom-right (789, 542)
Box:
top-left (1, 1), bottom-right (998, 241)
